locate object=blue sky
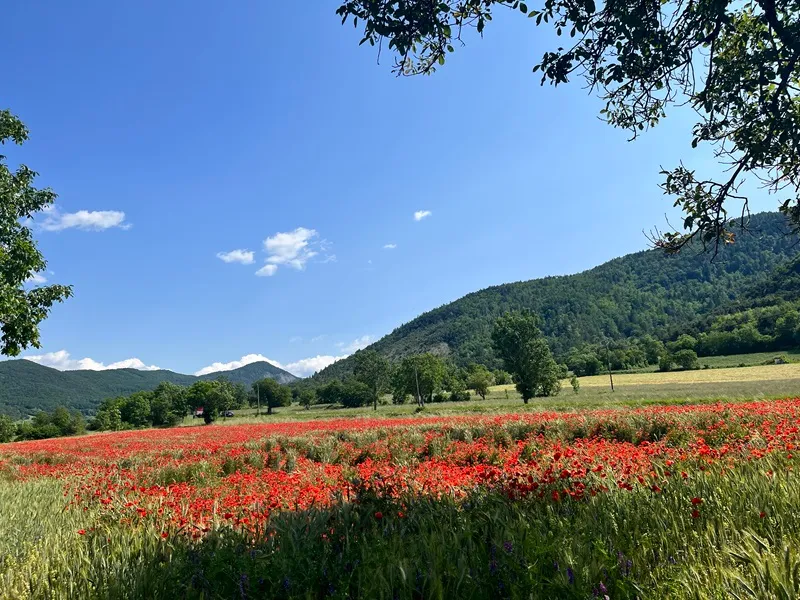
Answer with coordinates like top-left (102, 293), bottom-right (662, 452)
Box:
top-left (4, 1), bottom-right (776, 377)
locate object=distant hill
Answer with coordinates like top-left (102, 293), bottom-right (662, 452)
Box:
top-left (314, 212), bottom-right (798, 382)
top-left (197, 361), bottom-right (297, 387)
top-left (0, 360), bottom-right (297, 419)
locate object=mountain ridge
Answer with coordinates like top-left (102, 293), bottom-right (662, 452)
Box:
top-left (0, 360), bottom-right (297, 418)
top-left (313, 211), bottom-right (798, 382)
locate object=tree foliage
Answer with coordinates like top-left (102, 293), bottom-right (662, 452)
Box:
top-left (352, 349), bottom-right (392, 410)
top-left (14, 406), bottom-right (85, 440)
top-left (393, 353), bottom-right (448, 406)
top-left (0, 110), bottom-right (72, 356)
top-left (252, 378), bottom-right (292, 415)
top-left (0, 414), bottom-right (15, 443)
top-left (466, 364), bottom-right (495, 400)
top-left (337, 1), bottom-right (800, 252)
top-left (492, 311), bottom-right (562, 402)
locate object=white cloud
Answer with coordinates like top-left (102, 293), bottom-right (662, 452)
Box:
top-left (193, 353), bottom-right (279, 376)
top-left (39, 207), bottom-right (130, 232)
top-left (413, 210), bottom-right (432, 221)
top-left (193, 352), bottom-right (346, 378)
top-left (311, 335), bottom-right (327, 343)
top-left (255, 264), bottom-right (278, 277)
top-left (217, 249), bottom-right (255, 264)
top-left (337, 335), bottom-right (374, 354)
top-left (283, 355), bottom-right (346, 377)
top-left (25, 273), bottom-right (48, 285)
top-left (23, 350), bottom-right (160, 371)
top-left (289, 336), bottom-right (303, 343)
top-left (264, 227), bottom-right (318, 270)
top-left (383, 243), bottom-right (397, 249)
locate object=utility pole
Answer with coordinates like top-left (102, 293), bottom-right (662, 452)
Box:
top-left (605, 342), bottom-right (615, 392)
top-left (414, 364), bottom-right (423, 407)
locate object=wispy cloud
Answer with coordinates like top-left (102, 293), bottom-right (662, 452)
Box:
top-left (39, 207), bottom-right (130, 232)
top-left (25, 272), bottom-right (48, 285)
top-left (217, 249), bottom-right (255, 264)
top-left (383, 243), bottom-right (397, 249)
top-left (337, 335), bottom-right (374, 354)
top-left (413, 210), bottom-right (431, 222)
top-left (23, 350), bottom-right (160, 371)
top-left (255, 264), bottom-right (278, 277)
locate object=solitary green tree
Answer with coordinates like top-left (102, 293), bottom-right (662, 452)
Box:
top-left (252, 378), bottom-right (292, 415)
top-left (0, 414), bottom-right (14, 443)
top-left (298, 388), bottom-right (316, 410)
top-left (353, 349), bottom-right (392, 411)
top-left (492, 311), bottom-right (562, 403)
top-left (0, 110), bottom-right (71, 356)
top-left (337, 0), bottom-right (800, 253)
top-left (673, 348), bottom-right (700, 370)
top-left (394, 354), bottom-right (447, 406)
top-left (466, 364), bottom-right (495, 400)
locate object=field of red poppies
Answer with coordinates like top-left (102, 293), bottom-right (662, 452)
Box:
top-left (3, 400), bottom-right (800, 599)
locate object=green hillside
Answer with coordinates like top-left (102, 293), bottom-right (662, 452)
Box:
top-left (0, 360), bottom-right (297, 419)
top-left (314, 212), bottom-right (798, 381)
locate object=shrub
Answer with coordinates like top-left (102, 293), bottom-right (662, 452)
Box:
top-left (673, 349), bottom-right (699, 370)
top-left (449, 390), bottom-right (471, 402)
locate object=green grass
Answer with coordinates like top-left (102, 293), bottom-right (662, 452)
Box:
top-left (698, 350), bottom-right (800, 368)
top-left (194, 370), bottom-right (800, 424)
top-left (2, 456), bottom-right (800, 599)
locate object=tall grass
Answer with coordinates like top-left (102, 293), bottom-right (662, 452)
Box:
top-left (1, 454), bottom-right (799, 599)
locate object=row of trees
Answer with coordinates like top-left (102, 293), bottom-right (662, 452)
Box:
top-left (312, 311), bottom-right (564, 408)
top-left (92, 377), bottom-right (298, 430)
top-left (0, 406), bottom-right (85, 442)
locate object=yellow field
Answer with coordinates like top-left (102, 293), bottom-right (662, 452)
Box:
top-left (486, 363), bottom-right (800, 394)
top-left (577, 363), bottom-right (800, 387)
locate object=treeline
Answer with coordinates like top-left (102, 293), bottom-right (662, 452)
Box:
top-left (0, 377), bottom-right (294, 443)
top-left (306, 311), bottom-right (566, 408)
top-left (0, 407), bottom-right (86, 443)
top-left (92, 377), bottom-right (295, 430)
top-left (305, 352), bottom-right (514, 409)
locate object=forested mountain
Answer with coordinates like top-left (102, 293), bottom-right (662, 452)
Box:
top-left (315, 212), bottom-right (798, 381)
top-left (0, 360), bottom-right (297, 419)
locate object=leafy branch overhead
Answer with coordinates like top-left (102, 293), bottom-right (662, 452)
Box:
top-left (0, 110), bottom-right (71, 356)
top-left (337, 0), bottom-right (800, 252)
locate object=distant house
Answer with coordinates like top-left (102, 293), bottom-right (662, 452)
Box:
top-left (193, 407), bottom-right (204, 418)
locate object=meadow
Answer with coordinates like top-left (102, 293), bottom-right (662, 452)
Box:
top-left (223, 362), bottom-right (800, 422)
top-left (3, 392), bottom-right (800, 598)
